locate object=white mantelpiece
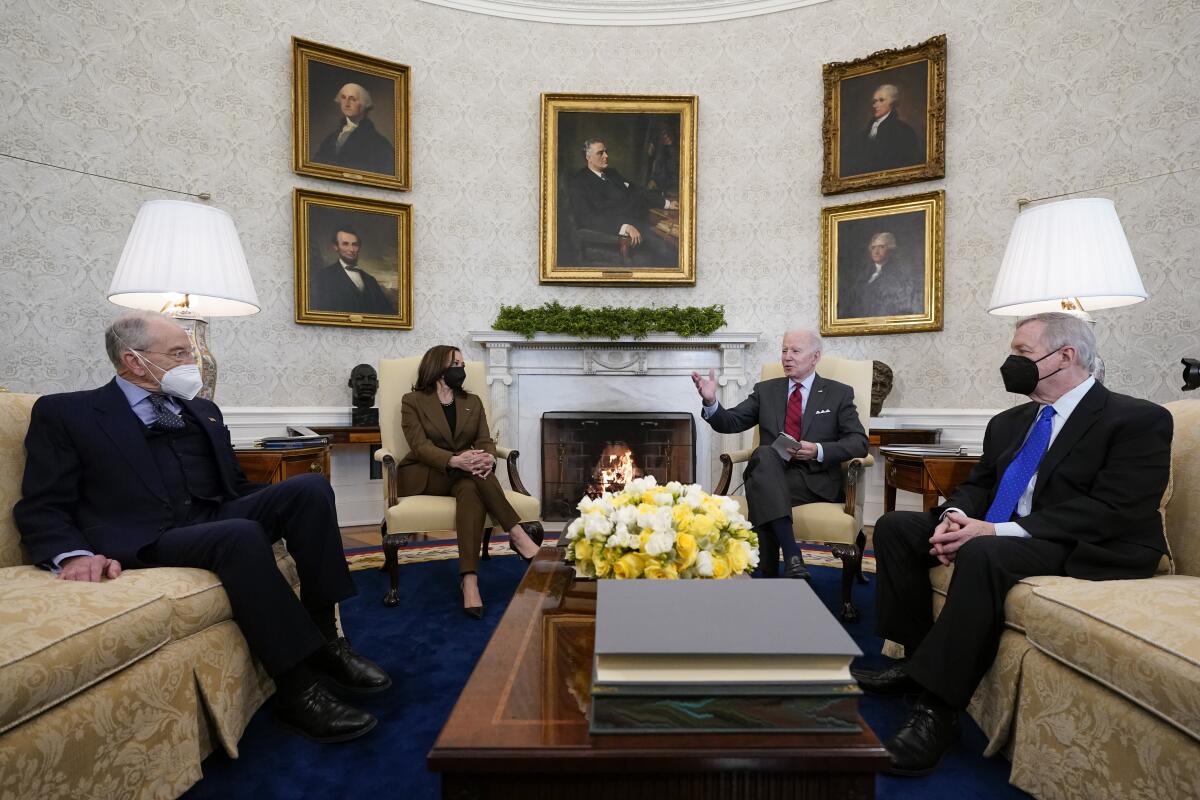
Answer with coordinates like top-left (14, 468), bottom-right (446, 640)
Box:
top-left (469, 331), bottom-right (760, 499)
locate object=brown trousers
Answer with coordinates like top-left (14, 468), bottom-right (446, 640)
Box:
top-left (421, 468), bottom-right (521, 574)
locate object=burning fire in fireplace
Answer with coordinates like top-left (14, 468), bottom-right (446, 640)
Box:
top-left (588, 442), bottom-right (641, 496)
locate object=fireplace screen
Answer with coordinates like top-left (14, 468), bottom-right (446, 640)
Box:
top-left (541, 412), bottom-right (695, 521)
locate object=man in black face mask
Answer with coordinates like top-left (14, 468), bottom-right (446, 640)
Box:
top-left (852, 311), bottom-right (1172, 776)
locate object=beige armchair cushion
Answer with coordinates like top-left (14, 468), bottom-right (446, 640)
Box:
top-left (384, 490), bottom-right (540, 536)
top-left (1164, 400), bottom-right (1200, 578)
top-left (1023, 574), bottom-right (1200, 740)
top-left (727, 494), bottom-right (859, 545)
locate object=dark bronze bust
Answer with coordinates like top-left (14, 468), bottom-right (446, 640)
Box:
top-left (871, 360), bottom-right (894, 418)
top-left (349, 364), bottom-right (379, 426)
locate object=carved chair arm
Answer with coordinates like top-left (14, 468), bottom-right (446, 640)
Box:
top-left (379, 451), bottom-right (399, 509)
top-left (714, 448), bottom-right (754, 496)
top-left (503, 449), bottom-right (532, 496)
top-left (841, 456), bottom-right (872, 522)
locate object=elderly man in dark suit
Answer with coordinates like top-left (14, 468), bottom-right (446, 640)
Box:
top-left (854, 312), bottom-right (1173, 776)
top-left (310, 226), bottom-right (396, 315)
top-left (313, 82), bottom-right (395, 175)
top-left (692, 329), bottom-right (869, 580)
top-left (14, 310), bottom-right (390, 744)
top-left (567, 138), bottom-right (678, 266)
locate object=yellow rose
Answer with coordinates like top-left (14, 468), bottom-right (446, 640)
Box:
top-left (637, 502), bottom-right (656, 515)
top-left (593, 555), bottom-right (612, 578)
top-left (710, 555), bottom-right (731, 579)
top-left (612, 552), bottom-right (645, 579)
top-left (689, 514), bottom-right (716, 540)
top-left (638, 530), bottom-right (653, 551)
top-left (611, 494), bottom-right (631, 507)
top-left (726, 540), bottom-right (748, 574)
top-left (573, 539), bottom-right (593, 562)
top-left (672, 504), bottom-right (693, 525)
top-left (674, 532), bottom-right (698, 569)
top-left (643, 561), bottom-right (668, 579)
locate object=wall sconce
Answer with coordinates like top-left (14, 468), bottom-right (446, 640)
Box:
top-left (107, 200), bottom-right (259, 399)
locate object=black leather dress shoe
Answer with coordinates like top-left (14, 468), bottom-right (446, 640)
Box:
top-left (850, 661), bottom-right (922, 695)
top-left (310, 637), bottom-right (392, 694)
top-left (509, 521), bottom-right (544, 563)
top-left (785, 554), bottom-right (811, 580)
top-left (275, 682), bottom-right (377, 743)
top-left (884, 698), bottom-right (960, 776)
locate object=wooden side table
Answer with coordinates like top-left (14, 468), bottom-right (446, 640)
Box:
top-left (882, 450), bottom-right (980, 512)
top-left (310, 425), bottom-right (382, 479)
top-left (868, 427), bottom-right (941, 448)
top-left (234, 444), bottom-right (331, 485)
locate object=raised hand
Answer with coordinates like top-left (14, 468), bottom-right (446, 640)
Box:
top-left (690, 368), bottom-right (718, 406)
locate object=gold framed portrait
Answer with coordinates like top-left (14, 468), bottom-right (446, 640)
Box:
top-left (821, 190), bottom-right (944, 337)
top-left (292, 37), bottom-right (411, 191)
top-left (540, 93), bottom-right (697, 286)
top-left (822, 35), bottom-right (947, 195)
top-left (294, 188), bottom-right (413, 330)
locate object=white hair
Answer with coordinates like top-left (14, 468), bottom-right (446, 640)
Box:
top-left (1016, 312), bottom-right (1097, 373)
top-left (335, 83), bottom-right (374, 112)
top-left (869, 232), bottom-right (897, 249)
top-left (784, 328), bottom-right (823, 353)
top-left (876, 83), bottom-right (900, 105)
top-left (105, 310), bottom-right (169, 370)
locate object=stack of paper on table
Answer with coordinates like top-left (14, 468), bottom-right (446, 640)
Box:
top-left (589, 580), bottom-right (862, 735)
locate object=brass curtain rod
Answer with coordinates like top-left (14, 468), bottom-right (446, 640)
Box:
top-left (1018, 163), bottom-right (1200, 209)
top-left (0, 152), bottom-right (210, 200)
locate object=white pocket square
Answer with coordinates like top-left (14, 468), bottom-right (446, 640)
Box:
top-left (815, 409), bottom-right (832, 415)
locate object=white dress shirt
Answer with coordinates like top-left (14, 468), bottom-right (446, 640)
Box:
top-left (340, 260), bottom-right (365, 291)
top-left (946, 376), bottom-right (1097, 538)
top-left (869, 111), bottom-right (892, 139)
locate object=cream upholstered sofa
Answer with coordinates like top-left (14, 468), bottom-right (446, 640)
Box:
top-left (0, 392), bottom-right (297, 800)
top-left (920, 399), bottom-right (1200, 798)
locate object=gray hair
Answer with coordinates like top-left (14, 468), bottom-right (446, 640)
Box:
top-left (876, 83), bottom-right (900, 105)
top-left (1016, 312), bottom-right (1097, 373)
top-left (581, 138), bottom-right (604, 158)
top-left (335, 83), bottom-right (373, 112)
top-left (869, 232), bottom-right (897, 249)
top-left (105, 310), bottom-right (165, 370)
top-left (784, 327), bottom-right (823, 353)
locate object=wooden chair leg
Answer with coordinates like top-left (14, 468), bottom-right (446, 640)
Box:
top-left (854, 529), bottom-right (869, 585)
top-left (480, 527), bottom-right (493, 560)
top-left (382, 532), bottom-right (404, 607)
top-left (830, 542), bottom-right (860, 622)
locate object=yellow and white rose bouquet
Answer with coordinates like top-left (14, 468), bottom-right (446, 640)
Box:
top-left (563, 476), bottom-right (759, 579)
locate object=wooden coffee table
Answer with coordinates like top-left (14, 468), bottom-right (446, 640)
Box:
top-left (428, 549), bottom-right (888, 799)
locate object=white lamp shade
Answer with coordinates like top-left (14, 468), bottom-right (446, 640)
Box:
top-left (108, 199), bottom-right (260, 316)
top-left (988, 197), bottom-right (1146, 316)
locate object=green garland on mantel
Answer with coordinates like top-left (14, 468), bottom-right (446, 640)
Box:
top-left (493, 302), bottom-right (726, 340)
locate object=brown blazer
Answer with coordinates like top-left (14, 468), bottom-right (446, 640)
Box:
top-left (397, 390), bottom-right (497, 496)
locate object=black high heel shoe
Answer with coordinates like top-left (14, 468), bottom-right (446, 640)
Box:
top-left (508, 521), bottom-right (544, 563)
top-left (460, 578), bottom-right (484, 619)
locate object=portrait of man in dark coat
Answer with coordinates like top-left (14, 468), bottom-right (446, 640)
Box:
top-left (312, 82), bottom-right (395, 176)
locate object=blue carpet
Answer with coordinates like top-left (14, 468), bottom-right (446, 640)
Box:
top-left (182, 553), bottom-right (1029, 800)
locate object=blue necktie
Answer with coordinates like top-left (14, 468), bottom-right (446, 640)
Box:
top-left (147, 394), bottom-right (185, 431)
top-left (984, 406), bottom-right (1056, 523)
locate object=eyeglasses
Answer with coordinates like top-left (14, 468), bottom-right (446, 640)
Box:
top-left (135, 348), bottom-right (195, 363)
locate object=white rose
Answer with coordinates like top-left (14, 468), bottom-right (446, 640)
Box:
top-left (650, 507), bottom-right (675, 532)
top-left (696, 550), bottom-right (714, 577)
top-left (583, 514), bottom-right (613, 540)
top-left (653, 491), bottom-right (674, 506)
top-left (615, 505), bottom-right (639, 526)
top-left (720, 497), bottom-right (740, 516)
top-left (665, 481), bottom-right (684, 497)
top-left (644, 531), bottom-right (675, 556)
top-left (742, 540), bottom-right (759, 568)
top-left (682, 492), bottom-right (703, 509)
top-left (566, 517), bottom-right (584, 540)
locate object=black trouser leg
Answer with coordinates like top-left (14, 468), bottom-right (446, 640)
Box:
top-left (756, 524), bottom-right (780, 578)
top-left (905, 536), bottom-right (1070, 709)
top-left (142, 517), bottom-right (326, 676)
top-left (871, 511), bottom-right (941, 652)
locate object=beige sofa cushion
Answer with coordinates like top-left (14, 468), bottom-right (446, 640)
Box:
top-left (1023, 574), bottom-right (1200, 740)
top-left (0, 569), bottom-right (172, 733)
top-left (0, 393), bottom-right (38, 570)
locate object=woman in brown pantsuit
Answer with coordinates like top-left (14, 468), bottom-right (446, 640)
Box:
top-left (397, 345), bottom-right (542, 617)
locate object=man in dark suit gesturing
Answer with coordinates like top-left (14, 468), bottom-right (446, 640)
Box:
top-left (854, 312), bottom-right (1172, 776)
top-left (692, 329), bottom-right (869, 579)
top-left (14, 311), bottom-right (390, 743)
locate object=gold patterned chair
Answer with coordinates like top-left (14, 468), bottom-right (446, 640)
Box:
top-left (375, 357), bottom-right (540, 607)
top-left (918, 399), bottom-right (1200, 798)
top-left (713, 357), bottom-right (874, 620)
top-left (0, 392), bottom-right (294, 800)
